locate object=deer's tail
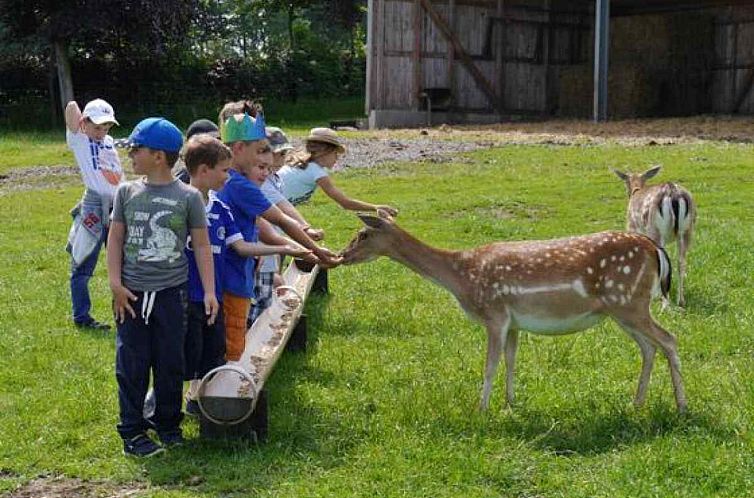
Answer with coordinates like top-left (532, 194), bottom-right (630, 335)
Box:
top-left (653, 244), bottom-right (672, 299)
top-left (656, 184), bottom-right (694, 238)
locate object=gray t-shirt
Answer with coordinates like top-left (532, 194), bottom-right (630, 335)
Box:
top-left (112, 178), bottom-right (207, 291)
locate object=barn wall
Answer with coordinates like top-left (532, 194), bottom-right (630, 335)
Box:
top-left (366, 0), bottom-right (754, 125)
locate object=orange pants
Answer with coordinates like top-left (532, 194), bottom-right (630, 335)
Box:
top-left (223, 292), bottom-right (251, 361)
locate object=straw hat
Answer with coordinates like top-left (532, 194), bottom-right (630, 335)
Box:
top-left (305, 127), bottom-right (346, 154)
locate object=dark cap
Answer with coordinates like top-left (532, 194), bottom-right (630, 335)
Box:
top-left (186, 119), bottom-right (220, 140)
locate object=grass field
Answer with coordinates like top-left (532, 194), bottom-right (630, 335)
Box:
top-left (0, 134), bottom-right (753, 497)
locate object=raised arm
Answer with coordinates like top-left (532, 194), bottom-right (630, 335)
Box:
top-left (316, 176), bottom-right (398, 215)
top-left (65, 101), bottom-right (82, 133)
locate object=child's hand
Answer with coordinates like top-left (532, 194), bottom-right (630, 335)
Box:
top-left (204, 293), bottom-right (220, 325)
top-left (112, 285), bottom-right (137, 323)
top-left (313, 246), bottom-right (343, 268)
top-left (304, 227), bottom-right (325, 241)
top-left (376, 205), bottom-right (399, 218)
top-left (284, 244), bottom-right (314, 260)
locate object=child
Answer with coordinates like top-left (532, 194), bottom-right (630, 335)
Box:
top-left (216, 102), bottom-right (340, 362)
top-left (107, 117), bottom-right (218, 457)
top-left (182, 135), bottom-right (311, 414)
top-left (65, 99), bottom-right (123, 330)
top-left (278, 127), bottom-right (398, 216)
top-left (250, 126), bottom-right (325, 322)
top-left (173, 119), bottom-right (221, 184)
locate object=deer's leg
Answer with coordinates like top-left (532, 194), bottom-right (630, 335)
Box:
top-left (615, 320), bottom-right (656, 407)
top-left (677, 230), bottom-right (691, 307)
top-left (479, 314), bottom-right (511, 411)
top-left (504, 329), bottom-right (519, 407)
top-left (613, 309), bottom-right (687, 412)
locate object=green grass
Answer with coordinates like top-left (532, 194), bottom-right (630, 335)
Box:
top-left (1, 140), bottom-right (753, 497)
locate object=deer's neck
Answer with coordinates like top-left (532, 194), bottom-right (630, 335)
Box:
top-left (385, 228), bottom-right (466, 296)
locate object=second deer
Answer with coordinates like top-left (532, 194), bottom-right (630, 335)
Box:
top-left (612, 165), bottom-right (696, 307)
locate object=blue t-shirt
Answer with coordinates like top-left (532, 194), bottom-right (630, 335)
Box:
top-left (216, 169), bottom-right (272, 298)
top-left (186, 192), bottom-right (243, 303)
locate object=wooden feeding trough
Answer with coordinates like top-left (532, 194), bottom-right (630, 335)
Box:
top-left (196, 259), bottom-right (326, 441)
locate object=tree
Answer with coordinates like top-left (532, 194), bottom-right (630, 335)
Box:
top-left (0, 0), bottom-right (201, 114)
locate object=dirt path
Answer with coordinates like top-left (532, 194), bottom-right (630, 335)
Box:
top-left (3, 116), bottom-right (753, 195)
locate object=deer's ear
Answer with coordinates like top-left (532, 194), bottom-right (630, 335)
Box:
top-left (611, 167), bottom-right (628, 181)
top-left (642, 165), bottom-right (662, 180)
top-left (358, 213), bottom-right (386, 229)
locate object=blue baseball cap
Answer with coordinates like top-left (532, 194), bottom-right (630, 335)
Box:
top-left (123, 117), bottom-right (183, 153)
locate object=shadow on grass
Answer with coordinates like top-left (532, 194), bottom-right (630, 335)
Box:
top-left (433, 401), bottom-right (737, 457)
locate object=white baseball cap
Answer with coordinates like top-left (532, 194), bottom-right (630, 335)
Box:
top-left (82, 98), bottom-right (119, 125)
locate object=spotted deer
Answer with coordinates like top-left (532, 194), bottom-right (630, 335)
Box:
top-left (341, 213), bottom-right (687, 413)
top-left (612, 165), bottom-right (696, 307)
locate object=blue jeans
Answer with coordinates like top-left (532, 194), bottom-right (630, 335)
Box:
top-left (70, 230), bottom-right (105, 324)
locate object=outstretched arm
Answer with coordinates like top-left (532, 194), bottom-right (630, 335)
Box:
top-left (316, 176), bottom-right (398, 215)
top-left (261, 205), bottom-right (341, 267)
top-left (275, 198), bottom-right (324, 240)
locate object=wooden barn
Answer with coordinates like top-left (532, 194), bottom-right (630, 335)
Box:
top-left (365, 0), bottom-right (754, 127)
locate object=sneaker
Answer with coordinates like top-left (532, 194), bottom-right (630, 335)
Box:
top-left (159, 430), bottom-right (185, 448)
top-left (123, 434), bottom-right (164, 458)
top-left (74, 317), bottom-right (111, 331)
top-left (185, 399), bottom-right (200, 417)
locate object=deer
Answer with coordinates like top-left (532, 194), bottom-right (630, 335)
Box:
top-left (612, 165), bottom-right (696, 308)
top-left (340, 212), bottom-right (687, 413)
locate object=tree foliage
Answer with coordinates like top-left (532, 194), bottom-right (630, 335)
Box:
top-left (0, 0), bottom-right (367, 128)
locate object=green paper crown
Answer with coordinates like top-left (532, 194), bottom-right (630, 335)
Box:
top-left (221, 112), bottom-right (266, 143)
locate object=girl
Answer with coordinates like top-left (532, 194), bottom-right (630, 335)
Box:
top-left (278, 127), bottom-right (398, 216)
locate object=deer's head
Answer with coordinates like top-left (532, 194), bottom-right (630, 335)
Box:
top-left (612, 165), bottom-right (662, 197)
top-left (340, 213), bottom-right (396, 265)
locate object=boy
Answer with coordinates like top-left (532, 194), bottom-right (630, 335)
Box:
top-left (216, 104), bottom-right (340, 361)
top-left (65, 98), bottom-right (122, 330)
top-left (107, 117), bottom-right (218, 457)
top-left (182, 135), bottom-right (311, 413)
top-left (250, 126), bottom-right (324, 322)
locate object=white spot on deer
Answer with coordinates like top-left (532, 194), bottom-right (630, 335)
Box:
top-left (619, 255), bottom-right (625, 262)
top-left (600, 259), bottom-right (607, 268)
top-left (623, 265), bottom-right (631, 274)
top-left (628, 251), bottom-right (634, 259)
top-left (572, 279), bottom-right (588, 297)
top-left (586, 267), bottom-right (594, 274)
top-left (619, 295), bottom-right (627, 305)
top-left (493, 282), bottom-right (500, 289)
top-left (611, 255), bottom-right (617, 262)
top-left (505, 265), bottom-right (511, 271)
top-left (502, 285), bottom-right (510, 295)
top-left (609, 295), bottom-right (619, 303)
top-left (618, 283), bottom-right (625, 291)
top-left (605, 279), bottom-right (614, 289)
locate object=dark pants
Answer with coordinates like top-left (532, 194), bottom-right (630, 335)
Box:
top-left (184, 301), bottom-right (226, 381)
top-left (115, 284), bottom-right (187, 440)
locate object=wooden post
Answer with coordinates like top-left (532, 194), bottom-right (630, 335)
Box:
top-left (543, 0), bottom-right (552, 115)
top-left (448, 0), bottom-right (456, 109)
top-left (730, 16), bottom-right (739, 112)
top-left (371, 0), bottom-right (385, 113)
top-left (593, 0), bottom-right (610, 122)
top-left (495, 0), bottom-right (504, 114)
top-left (413, 0), bottom-right (423, 110)
top-left (366, 0), bottom-right (375, 114)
